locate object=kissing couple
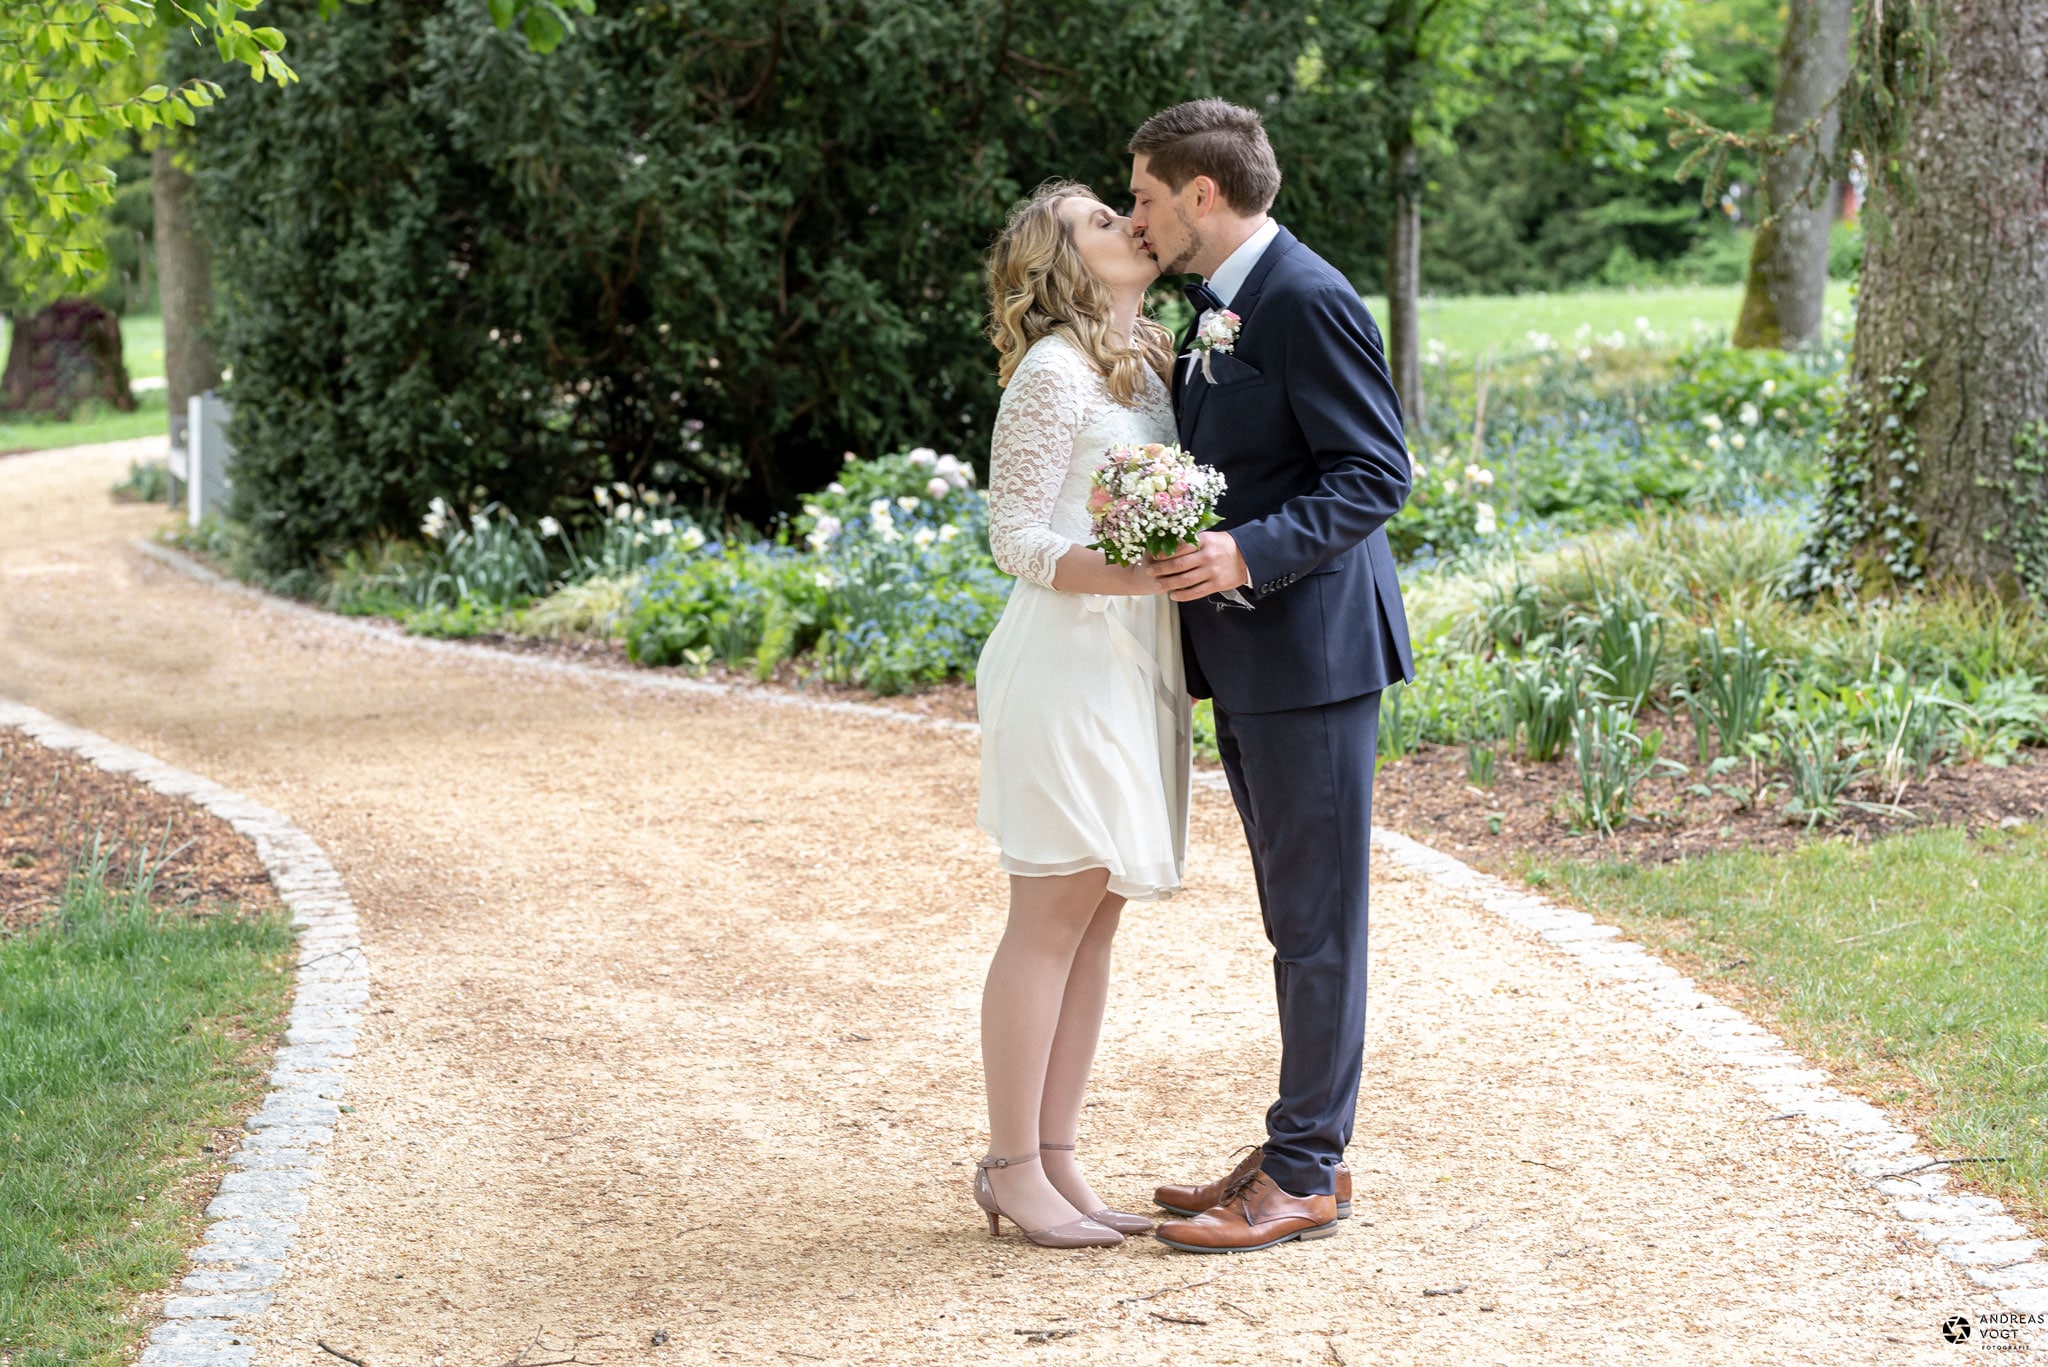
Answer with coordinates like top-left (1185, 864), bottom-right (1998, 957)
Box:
top-left (970, 98), bottom-right (1415, 1254)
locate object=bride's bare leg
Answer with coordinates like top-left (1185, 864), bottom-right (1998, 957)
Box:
top-left (982, 868), bottom-right (1113, 1233)
top-left (1038, 891), bottom-right (1124, 1215)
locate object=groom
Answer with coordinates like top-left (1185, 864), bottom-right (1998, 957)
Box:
top-left (1132, 98), bottom-right (1415, 1254)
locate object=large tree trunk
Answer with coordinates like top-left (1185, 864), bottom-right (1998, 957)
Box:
top-left (1798, 0), bottom-right (2048, 599)
top-left (1732, 0), bottom-right (1852, 350)
top-left (1385, 129), bottom-right (1423, 432)
top-left (0, 300), bottom-right (135, 418)
top-left (153, 144), bottom-right (220, 459)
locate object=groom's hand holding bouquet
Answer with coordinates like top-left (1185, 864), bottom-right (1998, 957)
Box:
top-left (1086, 442), bottom-right (1250, 601)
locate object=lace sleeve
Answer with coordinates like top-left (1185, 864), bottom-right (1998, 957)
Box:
top-left (987, 343), bottom-right (1086, 588)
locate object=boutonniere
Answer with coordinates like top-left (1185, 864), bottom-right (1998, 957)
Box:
top-left (1191, 309), bottom-right (1241, 383)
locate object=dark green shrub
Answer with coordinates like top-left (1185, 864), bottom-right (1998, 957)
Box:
top-left (185, 0), bottom-right (1358, 575)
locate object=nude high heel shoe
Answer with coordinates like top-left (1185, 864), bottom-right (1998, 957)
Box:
top-left (1040, 1142), bottom-right (1155, 1236)
top-left (973, 1152), bottom-right (1124, 1248)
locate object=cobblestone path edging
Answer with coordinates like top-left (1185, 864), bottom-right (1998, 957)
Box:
top-left (128, 538), bottom-right (2048, 1341)
top-left (1366, 827), bottom-right (2048, 1329)
top-left (0, 700), bottom-right (367, 1367)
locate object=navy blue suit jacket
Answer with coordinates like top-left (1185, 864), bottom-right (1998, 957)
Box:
top-left (1173, 225), bottom-right (1415, 714)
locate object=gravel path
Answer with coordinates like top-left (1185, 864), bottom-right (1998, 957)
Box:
top-left (0, 442), bottom-right (2024, 1365)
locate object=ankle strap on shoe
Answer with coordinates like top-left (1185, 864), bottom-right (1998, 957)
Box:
top-left (978, 1151), bottom-right (1043, 1170)
top-left (1038, 1142), bottom-right (1076, 1151)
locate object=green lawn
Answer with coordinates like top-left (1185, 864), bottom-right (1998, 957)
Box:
top-left (1363, 282), bottom-right (1856, 359)
top-left (1525, 825), bottom-right (2048, 1233)
top-left (0, 391), bottom-right (166, 456)
top-left (0, 851), bottom-right (293, 1366)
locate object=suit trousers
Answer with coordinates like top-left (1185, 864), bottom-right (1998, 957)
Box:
top-left (1211, 687), bottom-right (1382, 1198)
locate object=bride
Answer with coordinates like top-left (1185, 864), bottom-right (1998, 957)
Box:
top-left (971, 180), bottom-right (1191, 1249)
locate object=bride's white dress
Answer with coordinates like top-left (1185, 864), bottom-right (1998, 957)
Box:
top-left (975, 333), bottom-right (1191, 902)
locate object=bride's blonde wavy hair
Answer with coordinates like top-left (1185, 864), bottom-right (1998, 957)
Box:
top-left (985, 180), bottom-right (1175, 406)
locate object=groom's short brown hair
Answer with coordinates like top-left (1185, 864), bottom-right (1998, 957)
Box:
top-left (1128, 99), bottom-right (1282, 214)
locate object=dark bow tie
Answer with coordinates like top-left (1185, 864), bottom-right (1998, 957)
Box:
top-left (1182, 279), bottom-right (1225, 315)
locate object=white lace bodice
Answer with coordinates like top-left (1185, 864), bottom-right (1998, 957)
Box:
top-left (986, 334), bottom-right (1177, 588)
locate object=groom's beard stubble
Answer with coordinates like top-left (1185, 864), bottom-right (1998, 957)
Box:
top-left (1159, 208), bottom-right (1204, 278)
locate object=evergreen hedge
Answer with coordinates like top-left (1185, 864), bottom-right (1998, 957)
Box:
top-left (189, 0), bottom-right (1380, 575)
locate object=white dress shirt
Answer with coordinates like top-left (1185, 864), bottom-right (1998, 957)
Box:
top-left (1184, 217), bottom-right (1281, 381)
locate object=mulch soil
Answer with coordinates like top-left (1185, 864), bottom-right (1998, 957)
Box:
top-left (0, 728), bottom-right (280, 935)
top-left (1374, 707), bottom-right (2048, 875)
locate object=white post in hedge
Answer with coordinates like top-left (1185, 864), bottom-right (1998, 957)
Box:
top-left (186, 390), bottom-right (234, 527)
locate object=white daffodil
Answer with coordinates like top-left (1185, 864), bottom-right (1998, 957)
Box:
top-left (680, 527), bottom-right (706, 551)
top-left (1702, 413), bottom-right (1724, 432)
top-left (538, 516), bottom-right (562, 538)
top-left (1707, 434), bottom-right (1725, 452)
top-left (613, 503), bottom-right (633, 521)
top-left (593, 486), bottom-right (612, 509)
top-left (1730, 433), bottom-right (1747, 450)
top-left (642, 487), bottom-right (661, 505)
top-left (613, 481), bottom-right (634, 500)
top-left (649, 518), bottom-right (673, 536)
top-left (1739, 402), bottom-right (1760, 428)
top-left (1762, 379), bottom-right (1777, 397)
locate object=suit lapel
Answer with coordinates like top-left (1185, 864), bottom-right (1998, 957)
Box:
top-left (1175, 225), bottom-right (1296, 449)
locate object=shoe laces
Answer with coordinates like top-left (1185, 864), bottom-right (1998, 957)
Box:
top-left (1220, 1164), bottom-right (1266, 1207)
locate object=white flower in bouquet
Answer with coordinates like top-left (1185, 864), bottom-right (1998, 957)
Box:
top-left (827, 481), bottom-right (848, 495)
top-left (679, 527), bottom-right (706, 551)
top-left (926, 477), bottom-right (950, 500)
top-left (1086, 442), bottom-right (1228, 567)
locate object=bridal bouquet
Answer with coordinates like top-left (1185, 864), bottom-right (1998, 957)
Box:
top-left (1086, 442), bottom-right (1228, 567)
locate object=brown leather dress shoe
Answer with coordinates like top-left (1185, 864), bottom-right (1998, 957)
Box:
top-left (1154, 1146), bottom-right (1353, 1220)
top-left (1154, 1169), bottom-right (1340, 1254)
